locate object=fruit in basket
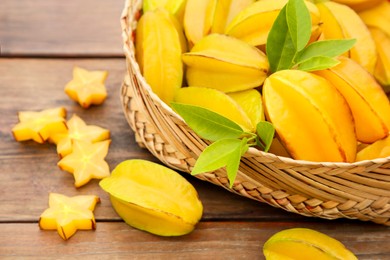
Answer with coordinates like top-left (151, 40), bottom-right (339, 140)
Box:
top-left (64, 66), bottom-right (108, 109)
top-left (358, 0), bottom-right (390, 37)
top-left (316, 1), bottom-right (377, 74)
top-left (228, 89), bottom-right (265, 129)
top-left (263, 228), bottom-right (357, 259)
top-left (331, 0), bottom-right (385, 12)
top-left (263, 69), bottom-right (357, 162)
top-left (183, 0), bottom-right (254, 46)
top-left (136, 8), bottom-right (186, 105)
top-left (174, 86), bottom-right (254, 132)
top-left (225, 0), bottom-right (322, 48)
top-left (57, 139), bottom-right (111, 188)
top-left (314, 57), bottom-right (390, 144)
top-left (12, 107), bottom-right (68, 144)
top-left (51, 114), bottom-right (110, 158)
top-left (99, 160), bottom-right (203, 236)
top-left (182, 33), bottom-right (269, 93)
top-left (143, 0), bottom-right (187, 22)
top-left (39, 193), bottom-right (100, 240)
top-left (368, 27), bottom-right (390, 92)
top-left (356, 135), bottom-right (390, 161)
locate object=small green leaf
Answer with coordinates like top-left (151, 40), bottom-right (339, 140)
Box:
top-left (171, 102), bottom-right (244, 141)
top-left (296, 39), bottom-right (356, 64)
top-left (191, 138), bottom-right (242, 176)
top-left (297, 56), bottom-right (340, 71)
top-left (286, 0), bottom-right (311, 51)
top-left (266, 6), bottom-right (296, 73)
top-left (256, 121), bottom-right (275, 152)
top-left (226, 139), bottom-right (249, 188)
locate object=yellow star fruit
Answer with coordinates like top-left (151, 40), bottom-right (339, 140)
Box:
top-left (64, 66), bottom-right (108, 108)
top-left (51, 114), bottom-right (110, 158)
top-left (39, 193), bottom-right (100, 240)
top-left (12, 107), bottom-right (67, 143)
top-left (58, 139), bottom-right (111, 188)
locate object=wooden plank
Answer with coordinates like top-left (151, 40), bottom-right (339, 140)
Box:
top-left (0, 58), bottom-right (305, 222)
top-left (0, 221), bottom-right (389, 259)
top-left (0, 0), bottom-right (124, 56)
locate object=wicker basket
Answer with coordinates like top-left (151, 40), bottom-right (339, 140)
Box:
top-left (120, 0), bottom-right (390, 225)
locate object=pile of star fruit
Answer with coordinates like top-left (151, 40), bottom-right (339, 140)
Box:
top-left (11, 67), bottom-right (203, 240)
top-left (136, 0), bottom-right (390, 163)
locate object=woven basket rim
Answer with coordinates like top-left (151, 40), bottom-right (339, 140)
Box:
top-left (120, 0), bottom-right (390, 169)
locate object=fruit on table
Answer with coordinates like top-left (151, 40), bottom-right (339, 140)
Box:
top-left (182, 33), bottom-right (269, 93)
top-left (368, 27), bottom-right (390, 92)
top-left (183, 0), bottom-right (254, 46)
top-left (225, 0), bottom-right (322, 48)
top-left (316, 1), bottom-right (377, 74)
top-left (57, 139), bottom-right (111, 188)
top-left (64, 66), bottom-right (108, 109)
top-left (39, 193), bottom-right (100, 240)
top-left (173, 86), bottom-right (253, 132)
top-left (263, 69), bottom-right (357, 162)
top-left (136, 8), bottom-right (186, 105)
top-left (263, 228), bottom-right (357, 260)
top-left (227, 88), bottom-right (265, 129)
top-left (99, 159), bottom-right (203, 236)
top-left (314, 57), bottom-right (390, 144)
top-left (356, 135), bottom-right (390, 161)
top-left (51, 114), bottom-right (110, 158)
top-left (12, 107), bottom-right (67, 144)
top-left (331, 0), bottom-right (385, 12)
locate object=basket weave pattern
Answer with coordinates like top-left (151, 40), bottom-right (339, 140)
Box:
top-left (120, 0), bottom-right (390, 225)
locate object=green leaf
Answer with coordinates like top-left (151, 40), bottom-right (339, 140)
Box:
top-left (297, 56), bottom-right (340, 71)
top-left (296, 39), bottom-right (356, 64)
top-left (171, 102), bottom-right (244, 141)
top-left (286, 0), bottom-right (311, 51)
top-left (256, 121), bottom-right (275, 152)
top-left (266, 6), bottom-right (297, 73)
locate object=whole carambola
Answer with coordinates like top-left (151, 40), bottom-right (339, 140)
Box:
top-left (135, 8), bottom-right (186, 105)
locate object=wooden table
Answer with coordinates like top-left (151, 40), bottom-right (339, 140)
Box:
top-left (1, 1), bottom-right (389, 259)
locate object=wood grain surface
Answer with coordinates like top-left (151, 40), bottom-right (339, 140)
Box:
top-left (1, 0), bottom-right (389, 258)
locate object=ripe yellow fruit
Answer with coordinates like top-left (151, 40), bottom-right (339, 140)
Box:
top-left (314, 57), bottom-right (390, 144)
top-left (225, 0), bottom-right (322, 48)
top-left (99, 160), bottom-right (203, 236)
top-left (316, 1), bottom-right (377, 74)
top-left (174, 86), bottom-right (253, 132)
top-left (331, 0), bottom-right (385, 12)
top-left (182, 33), bottom-right (269, 93)
top-left (358, 0), bottom-right (390, 37)
top-left (136, 8), bottom-right (186, 105)
top-left (369, 27), bottom-right (390, 92)
top-left (263, 228), bottom-right (357, 260)
top-left (263, 70), bottom-right (357, 162)
top-left (356, 135), bottom-right (390, 161)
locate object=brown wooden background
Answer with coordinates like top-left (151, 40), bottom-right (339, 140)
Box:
top-left (1, 0), bottom-right (389, 258)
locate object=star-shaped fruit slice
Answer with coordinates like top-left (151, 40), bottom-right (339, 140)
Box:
top-left (58, 139), bottom-right (111, 187)
top-left (64, 66), bottom-right (108, 108)
top-left (12, 107), bottom-right (68, 143)
top-left (39, 193), bottom-right (100, 240)
top-left (51, 114), bottom-right (110, 158)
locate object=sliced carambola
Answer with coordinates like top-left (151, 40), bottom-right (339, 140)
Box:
top-left (173, 86), bottom-right (253, 132)
top-left (263, 70), bottom-right (356, 162)
top-left (182, 33), bottom-right (269, 93)
top-left (12, 107), bottom-right (67, 143)
top-left (314, 57), bottom-right (390, 144)
top-left (136, 8), bottom-right (186, 105)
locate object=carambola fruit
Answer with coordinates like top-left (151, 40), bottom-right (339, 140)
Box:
top-left (263, 69), bottom-right (357, 162)
top-left (99, 160), bottom-right (203, 236)
top-left (182, 33), bottom-right (269, 93)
